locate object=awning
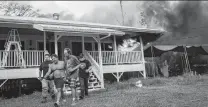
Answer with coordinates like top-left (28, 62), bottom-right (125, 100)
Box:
top-left (33, 24), bottom-right (125, 36)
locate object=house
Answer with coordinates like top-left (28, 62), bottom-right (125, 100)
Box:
top-left (0, 15), bottom-right (165, 91)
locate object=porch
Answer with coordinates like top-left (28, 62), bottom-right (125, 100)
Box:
top-left (0, 50), bottom-right (144, 76)
top-left (0, 49), bottom-right (144, 90)
top-left (0, 50), bottom-right (142, 68)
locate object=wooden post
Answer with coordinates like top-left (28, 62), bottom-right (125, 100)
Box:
top-left (139, 36), bottom-right (146, 79)
top-left (113, 35), bottom-right (119, 82)
top-left (97, 36), bottom-right (104, 89)
top-left (54, 34), bottom-right (58, 55)
top-left (82, 36), bottom-right (85, 53)
top-left (18, 80), bottom-right (22, 96)
top-left (151, 45), bottom-right (155, 77)
top-left (43, 31), bottom-right (47, 54)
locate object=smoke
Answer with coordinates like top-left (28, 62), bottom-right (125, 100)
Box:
top-left (142, 1), bottom-right (208, 36)
top-left (78, 1), bottom-right (142, 51)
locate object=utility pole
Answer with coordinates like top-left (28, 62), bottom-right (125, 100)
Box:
top-left (120, 0), bottom-right (125, 25)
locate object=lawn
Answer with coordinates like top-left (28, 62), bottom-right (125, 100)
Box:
top-left (1, 74), bottom-right (208, 107)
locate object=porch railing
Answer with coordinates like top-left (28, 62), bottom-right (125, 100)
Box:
top-left (0, 50), bottom-right (44, 68)
top-left (84, 51), bottom-right (101, 81)
top-left (87, 51), bottom-right (142, 65)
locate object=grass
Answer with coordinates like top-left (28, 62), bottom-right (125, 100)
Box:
top-left (1, 74), bottom-right (208, 107)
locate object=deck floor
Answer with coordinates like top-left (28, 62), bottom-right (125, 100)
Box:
top-left (103, 64), bottom-right (145, 73)
top-left (0, 68), bottom-right (39, 79)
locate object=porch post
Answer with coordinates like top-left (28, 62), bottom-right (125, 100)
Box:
top-left (113, 35), bottom-right (119, 82)
top-left (43, 31), bottom-right (47, 54)
top-left (97, 35), bottom-right (104, 89)
top-left (54, 34), bottom-right (58, 55)
top-left (82, 36), bottom-right (85, 53)
top-left (139, 36), bottom-right (146, 79)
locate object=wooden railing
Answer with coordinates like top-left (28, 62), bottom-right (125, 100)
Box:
top-left (0, 50), bottom-right (44, 68)
top-left (88, 51), bottom-right (142, 65)
top-left (84, 51), bottom-right (101, 81)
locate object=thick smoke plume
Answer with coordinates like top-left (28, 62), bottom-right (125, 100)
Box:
top-left (142, 1), bottom-right (208, 36)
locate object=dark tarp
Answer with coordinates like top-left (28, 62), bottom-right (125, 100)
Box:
top-left (144, 45), bottom-right (208, 57)
top-left (144, 46), bottom-right (167, 57)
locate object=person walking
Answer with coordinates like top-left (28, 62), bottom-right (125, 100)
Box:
top-left (64, 48), bottom-right (81, 106)
top-left (38, 54), bottom-right (55, 103)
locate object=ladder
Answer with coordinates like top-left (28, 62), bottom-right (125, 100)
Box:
top-left (1, 29), bottom-right (26, 68)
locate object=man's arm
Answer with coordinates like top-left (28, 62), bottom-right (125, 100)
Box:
top-left (44, 64), bottom-right (52, 79)
top-left (67, 62), bottom-right (81, 73)
top-left (66, 56), bottom-right (81, 75)
top-left (86, 66), bottom-right (92, 73)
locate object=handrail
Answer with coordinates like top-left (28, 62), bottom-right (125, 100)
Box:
top-left (83, 51), bottom-right (101, 81)
top-left (88, 51), bottom-right (142, 64)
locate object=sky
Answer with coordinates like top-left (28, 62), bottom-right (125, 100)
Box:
top-left (18, 1), bottom-right (119, 19)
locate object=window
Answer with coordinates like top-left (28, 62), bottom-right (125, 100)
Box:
top-left (37, 41), bottom-right (62, 59)
top-left (0, 40), bottom-right (25, 50)
top-left (104, 43), bottom-right (113, 51)
top-left (84, 43), bottom-right (93, 51)
top-left (94, 42), bottom-right (113, 51)
top-left (0, 40), bottom-right (6, 50)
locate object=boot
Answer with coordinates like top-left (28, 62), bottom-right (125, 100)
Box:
top-left (54, 102), bottom-right (60, 107)
top-left (51, 94), bottom-right (56, 100)
top-left (71, 98), bottom-right (77, 106)
top-left (41, 97), bottom-right (47, 103)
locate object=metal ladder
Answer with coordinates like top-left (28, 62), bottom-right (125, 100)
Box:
top-left (1, 29), bottom-right (26, 68)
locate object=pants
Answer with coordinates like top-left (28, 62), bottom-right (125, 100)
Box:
top-left (79, 77), bottom-right (89, 97)
top-left (41, 79), bottom-right (55, 98)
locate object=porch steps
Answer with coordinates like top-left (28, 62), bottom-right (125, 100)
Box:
top-left (88, 71), bottom-right (101, 89)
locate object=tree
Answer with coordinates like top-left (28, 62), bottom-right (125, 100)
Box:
top-left (0, 1), bottom-right (40, 17)
top-left (120, 0), bottom-right (125, 25)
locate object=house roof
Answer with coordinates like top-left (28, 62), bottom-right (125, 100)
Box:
top-left (0, 15), bottom-right (165, 34)
top-left (33, 24), bottom-right (125, 36)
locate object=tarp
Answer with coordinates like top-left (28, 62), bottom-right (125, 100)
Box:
top-left (144, 46), bottom-right (167, 57)
top-left (144, 45), bottom-right (208, 57)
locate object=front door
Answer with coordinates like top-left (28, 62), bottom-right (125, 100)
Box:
top-left (37, 41), bottom-right (62, 60)
top-left (72, 42), bottom-right (82, 56)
